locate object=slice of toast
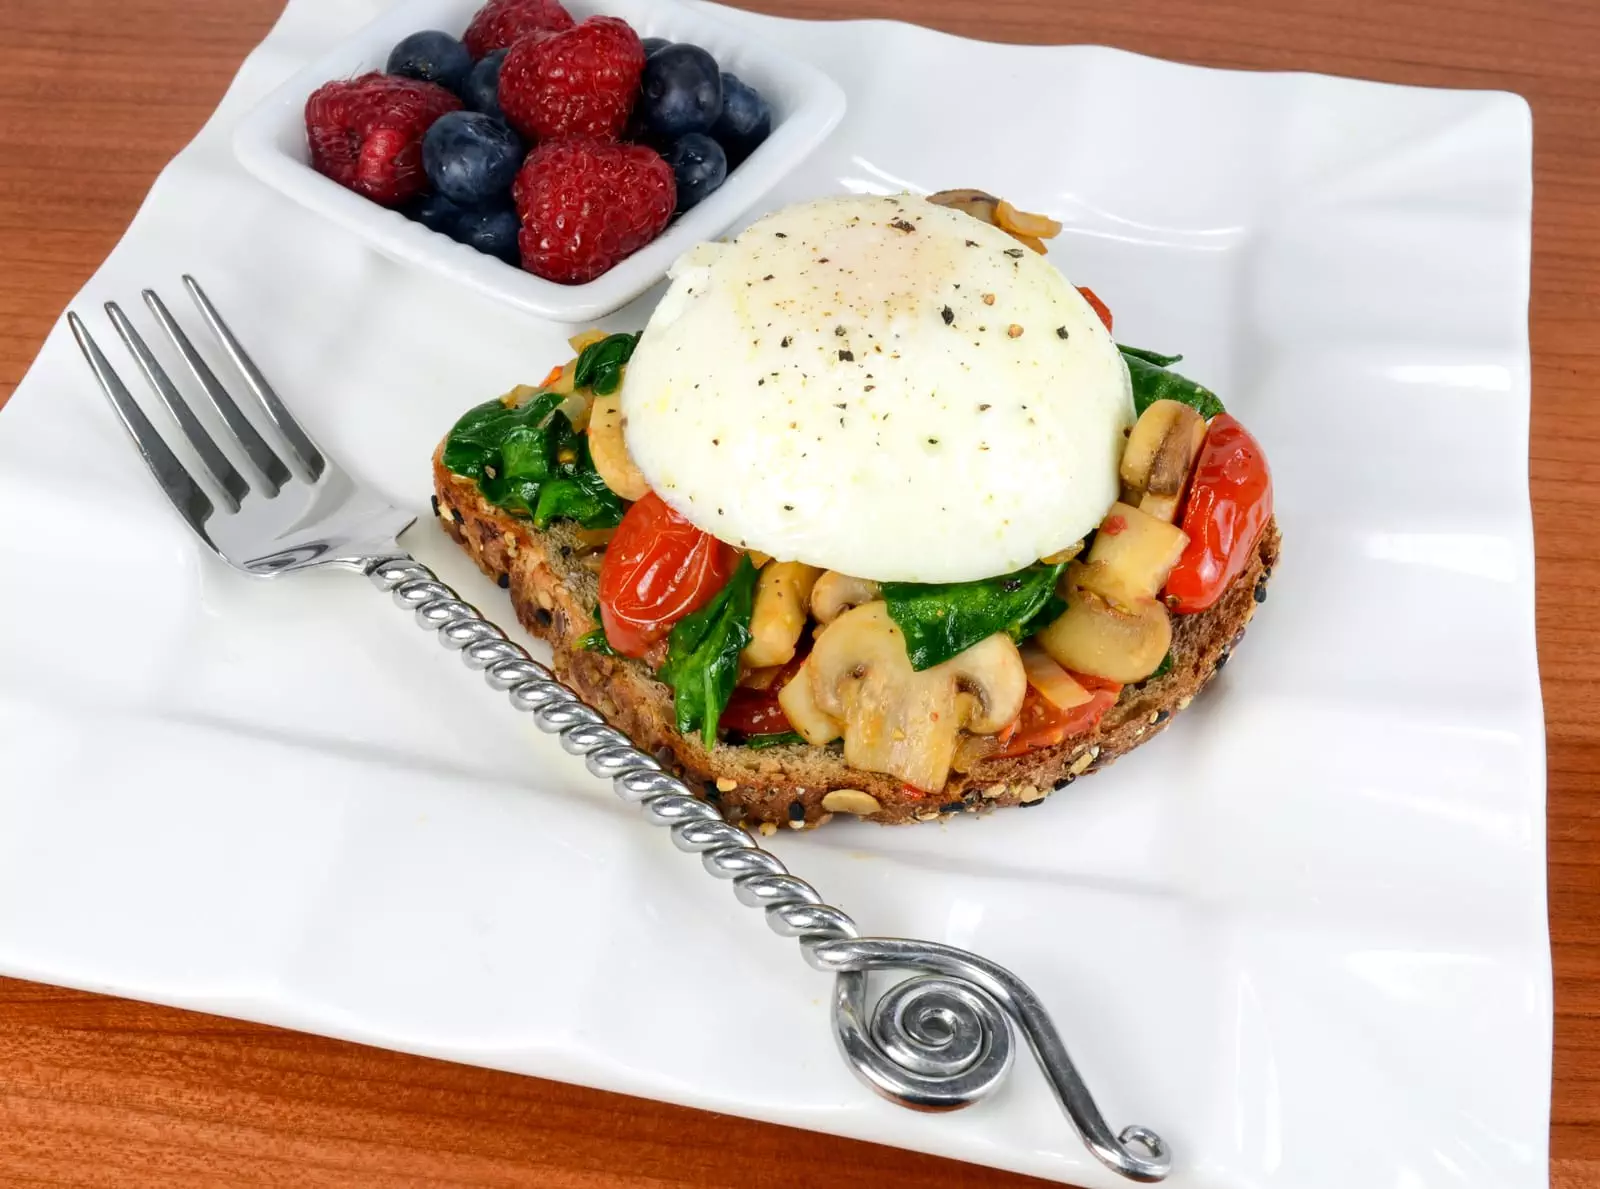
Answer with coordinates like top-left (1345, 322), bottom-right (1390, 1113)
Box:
top-left (434, 444), bottom-right (1280, 826)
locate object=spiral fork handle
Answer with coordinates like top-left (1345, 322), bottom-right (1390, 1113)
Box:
top-left (366, 555), bottom-right (1171, 1183)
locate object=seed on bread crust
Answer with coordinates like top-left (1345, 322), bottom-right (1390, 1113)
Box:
top-left (821, 789), bottom-right (882, 816)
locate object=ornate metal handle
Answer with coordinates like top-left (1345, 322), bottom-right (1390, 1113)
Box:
top-left (368, 554), bottom-right (1171, 1183)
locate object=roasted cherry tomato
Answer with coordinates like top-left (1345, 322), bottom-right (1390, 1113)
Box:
top-left (992, 683), bottom-right (1120, 759)
top-left (719, 650), bottom-right (810, 736)
top-left (1165, 413), bottom-right (1273, 614)
top-left (1078, 286), bottom-right (1113, 332)
top-left (598, 492), bottom-right (737, 658)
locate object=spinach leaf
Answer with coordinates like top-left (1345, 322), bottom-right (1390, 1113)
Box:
top-left (1119, 346), bottom-right (1226, 419)
top-left (1118, 344), bottom-right (1184, 367)
top-left (577, 627), bottom-right (618, 656)
top-left (883, 563), bottom-right (1066, 671)
top-left (572, 332), bottom-right (640, 396)
top-left (533, 431), bottom-right (624, 528)
top-left (1145, 649), bottom-right (1175, 682)
top-left (742, 730), bottom-right (806, 749)
top-left (1018, 591), bottom-right (1067, 641)
top-left (442, 392), bottom-right (623, 529)
top-left (659, 556), bottom-right (759, 748)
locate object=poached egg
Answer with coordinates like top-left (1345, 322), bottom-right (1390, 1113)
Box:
top-left (620, 194), bottom-right (1133, 583)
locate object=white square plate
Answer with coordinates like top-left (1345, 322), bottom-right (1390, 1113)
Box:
top-left (232, 0), bottom-right (845, 322)
top-left (0, 2), bottom-right (1545, 1187)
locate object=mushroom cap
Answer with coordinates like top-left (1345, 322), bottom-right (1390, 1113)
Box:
top-left (620, 194), bottom-right (1134, 583)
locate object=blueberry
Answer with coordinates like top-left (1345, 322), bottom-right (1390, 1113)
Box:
top-left (641, 37), bottom-right (672, 57)
top-left (422, 111), bottom-right (524, 206)
top-left (452, 204), bottom-right (521, 265)
top-left (639, 44), bottom-right (723, 139)
top-left (664, 133), bottom-right (727, 212)
top-left (462, 48), bottom-right (507, 118)
top-left (404, 191), bottom-right (466, 234)
top-left (387, 30), bottom-right (472, 93)
top-left (711, 72), bottom-right (771, 167)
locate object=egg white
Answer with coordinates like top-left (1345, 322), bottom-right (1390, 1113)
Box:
top-left (620, 193), bottom-right (1133, 583)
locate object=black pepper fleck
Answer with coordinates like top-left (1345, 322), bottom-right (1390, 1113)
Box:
top-left (927, 437), bottom-right (939, 446)
top-left (964, 238), bottom-right (978, 247)
top-left (978, 403), bottom-right (991, 411)
top-left (762, 273), bottom-right (774, 281)
top-left (783, 503), bottom-right (794, 511)
top-left (1056, 326), bottom-right (1070, 339)
top-left (1003, 248), bottom-right (1024, 258)
top-left (838, 349), bottom-right (854, 361)
top-left (1002, 577), bottom-right (1024, 593)
top-left (774, 231), bottom-right (787, 238)
top-left (780, 335), bottom-right (792, 347)
top-left (889, 218), bottom-right (916, 232)
top-left (941, 305), bottom-right (954, 325)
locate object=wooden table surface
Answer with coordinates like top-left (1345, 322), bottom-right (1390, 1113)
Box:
top-left (1, 0), bottom-right (1595, 1184)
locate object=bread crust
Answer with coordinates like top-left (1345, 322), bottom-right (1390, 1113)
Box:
top-left (433, 446), bottom-right (1279, 826)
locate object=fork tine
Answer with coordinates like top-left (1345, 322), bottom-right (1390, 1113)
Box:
top-left (68, 312), bottom-right (215, 530)
top-left (182, 275), bottom-right (326, 482)
top-left (142, 289), bottom-right (292, 497)
top-left (105, 301), bottom-right (247, 512)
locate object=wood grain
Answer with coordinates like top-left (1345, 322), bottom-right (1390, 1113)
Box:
top-left (1, 0), bottom-right (1595, 1185)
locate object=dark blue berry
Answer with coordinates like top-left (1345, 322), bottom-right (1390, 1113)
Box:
top-left (386, 30), bottom-right (472, 93)
top-left (641, 37), bottom-right (671, 57)
top-left (639, 44), bottom-right (723, 139)
top-left (711, 72), bottom-right (771, 167)
top-left (452, 204), bottom-right (521, 265)
top-left (664, 133), bottom-right (727, 212)
top-left (405, 191), bottom-right (466, 234)
top-left (462, 48), bottom-right (507, 118)
top-left (422, 111), bottom-right (524, 206)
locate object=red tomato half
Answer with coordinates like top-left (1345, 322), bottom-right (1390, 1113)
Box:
top-left (993, 685), bottom-right (1120, 759)
top-left (598, 492), bottom-right (737, 658)
top-left (1165, 414), bottom-right (1273, 614)
top-left (719, 650), bottom-right (810, 736)
top-left (1078, 286), bottom-right (1113, 332)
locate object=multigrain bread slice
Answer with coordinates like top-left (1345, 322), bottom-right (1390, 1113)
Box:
top-left (434, 444), bottom-right (1280, 826)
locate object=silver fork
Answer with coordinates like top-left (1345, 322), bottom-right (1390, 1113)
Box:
top-left (68, 277), bottom-right (1171, 1184)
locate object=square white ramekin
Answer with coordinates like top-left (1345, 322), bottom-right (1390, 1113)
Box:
top-left (233, 0), bottom-right (845, 322)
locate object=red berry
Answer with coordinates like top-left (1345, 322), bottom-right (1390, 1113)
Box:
top-left (304, 73), bottom-right (461, 206)
top-left (499, 16), bottom-right (645, 143)
top-left (513, 139), bottom-right (675, 283)
top-left (462, 0), bottom-right (575, 59)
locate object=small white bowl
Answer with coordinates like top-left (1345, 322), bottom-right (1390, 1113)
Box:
top-left (232, 0), bottom-right (845, 323)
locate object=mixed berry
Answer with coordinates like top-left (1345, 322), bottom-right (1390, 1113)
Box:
top-left (303, 0), bottom-right (773, 284)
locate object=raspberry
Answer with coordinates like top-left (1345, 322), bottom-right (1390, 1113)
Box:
top-left (498, 16), bottom-right (645, 143)
top-left (304, 73), bottom-right (461, 206)
top-left (462, 0), bottom-right (574, 59)
top-left (513, 139), bottom-right (675, 283)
